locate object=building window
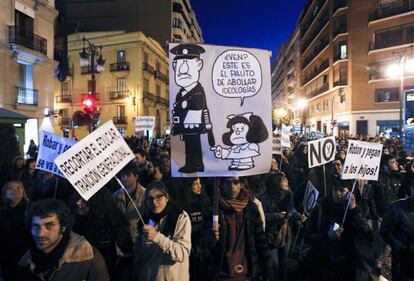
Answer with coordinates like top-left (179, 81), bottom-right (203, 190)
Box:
top-left (375, 87), bottom-right (399, 102)
top-left (143, 52), bottom-right (149, 64)
top-left (117, 105), bottom-right (125, 118)
top-left (316, 103), bottom-right (322, 112)
top-left (172, 18), bottom-right (182, 28)
top-left (156, 84), bottom-right (161, 97)
top-left (340, 43), bottom-right (347, 59)
top-left (117, 50), bottom-right (126, 63)
top-left (117, 77), bottom-right (126, 92)
top-left (62, 81), bottom-right (70, 96)
top-left (323, 100), bottom-right (329, 111)
top-left (156, 61), bottom-right (161, 72)
top-left (15, 10), bottom-right (34, 34)
top-left (144, 79), bottom-right (149, 93)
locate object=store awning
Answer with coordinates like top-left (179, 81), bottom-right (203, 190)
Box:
top-left (0, 108), bottom-right (30, 120)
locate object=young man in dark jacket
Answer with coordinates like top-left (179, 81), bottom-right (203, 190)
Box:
top-left (380, 177), bottom-right (414, 281)
top-left (18, 199), bottom-right (109, 281)
top-left (304, 179), bottom-right (373, 281)
top-left (203, 176), bottom-right (274, 281)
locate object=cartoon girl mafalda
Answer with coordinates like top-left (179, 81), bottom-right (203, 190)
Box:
top-left (211, 112), bottom-right (268, 171)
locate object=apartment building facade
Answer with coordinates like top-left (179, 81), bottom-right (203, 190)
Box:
top-left (63, 0), bottom-right (203, 45)
top-left (273, 0), bottom-right (414, 138)
top-left (54, 31), bottom-right (169, 140)
top-left (0, 0), bottom-right (58, 154)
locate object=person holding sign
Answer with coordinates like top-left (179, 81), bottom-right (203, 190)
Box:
top-left (170, 44), bottom-right (215, 173)
top-left (133, 181), bottom-right (191, 281)
top-left (303, 180), bottom-right (373, 281)
top-left (203, 177), bottom-right (274, 281)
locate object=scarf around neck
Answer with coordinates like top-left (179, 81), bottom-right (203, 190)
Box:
top-left (220, 188), bottom-right (250, 213)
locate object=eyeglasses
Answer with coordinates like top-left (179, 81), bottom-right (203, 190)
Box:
top-left (146, 194), bottom-right (165, 202)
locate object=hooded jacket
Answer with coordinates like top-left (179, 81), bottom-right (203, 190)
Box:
top-left (18, 231), bottom-right (109, 281)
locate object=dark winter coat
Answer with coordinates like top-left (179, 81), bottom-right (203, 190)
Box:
top-left (0, 199), bottom-right (32, 281)
top-left (18, 232), bottom-right (109, 281)
top-left (380, 197), bottom-right (414, 280)
top-left (374, 170), bottom-right (404, 217)
top-left (202, 200), bottom-right (273, 280)
top-left (303, 197), bottom-right (373, 280)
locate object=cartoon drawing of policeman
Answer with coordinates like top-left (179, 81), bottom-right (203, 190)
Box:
top-left (211, 112), bottom-right (268, 171)
top-left (170, 44), bottom-right (215, 173)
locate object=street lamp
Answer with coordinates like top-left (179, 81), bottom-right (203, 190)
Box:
top-left (273, 99), bottom-right (308, 133)
top-left (77, 36), bottom-right (105, 133)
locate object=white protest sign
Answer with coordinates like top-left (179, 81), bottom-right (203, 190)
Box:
top-left (308, 136), bottom-right (336, 168)
top-left (342, 140), bottom-right (383, 181)
top-left (169, 43), bottom-right (272, 177)
top-left (303, 181), bottom-right (319, 215)
top-left (55, 120), bottom-right (134, 200)
top-left (272, 130), bottom-right (282, 155)
top-left (281, 125), bottom-right (291, 148)
top-left (37, 131), bottom-right (76, 177)
top-left (135, 116), bottom-right (155, 132)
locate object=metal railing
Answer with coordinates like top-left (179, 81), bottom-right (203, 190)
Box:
top-left (109, 91), bottom-right (129, 100)
top-left (143, 63), bottom-right (155, 74)
top-left (370, 2), bottom-right (414, 22)
top-left (333, 0), bottom-right (348, 14)
top-left (303, 59), bottom-right (329, 85)
top-left (8, 26), bottom-right (47, 55)
top-left (113, 116), bottom-right (128, 124)
top-left (333, 77), bottom-right (348, 87)
top-left (110, 62), bottom-right (130, 71)
top-left (16, 87), bottom-right (38, 106)
top-left (81, 66), bottom-right (97, 74)
top-left (308, 83), bottom-right (329, 99)
top-left (302, 36), bottom-right (329, 68)
top-left (301, 15), bottom-right (329, 53)
top-left (155, 96), bottom-right (169, 106)
top-left (56, 95), bottom-right (72, 103)
top-left (300, 0), bottom-right (327, 35)
top-left (154, 70), bottom-right (168, 82)
top-left (143, 91), bottom-right (155, 101)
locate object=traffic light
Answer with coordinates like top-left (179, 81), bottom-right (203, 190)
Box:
top-left (82, 94), bottom-right (97, 113)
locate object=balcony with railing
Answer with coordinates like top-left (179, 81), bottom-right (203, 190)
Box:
top-left (56, 95), bottom-right (72, 103)
top-left (110, 62), bottom-right (130, 72)
top-left (81, 66), bottom-right (97, 74)
top-left (333, 23), bottom-right (347, 38)
top-left (16, 87), bottom-right (38, 106)
top-left (333, 0), bottom-right (348, 14)
top-left (113, 116), bottom-right (128, 125)
top-left (143, 63), bottom-right (155, 75)
top-left (59, 117), bottom-right (71, 126)
top-left (370, 25), bottom-right (414, 51)
top-left (143, 91), bottom-right (155, 102)
top-left (109, 90), bottom-right (129, 100)
top-left (307, 82), bottom-right (329, 99)
top-left (303, 59), bottom-right (329, 85)
top-left (300, 0), bottom-right (328, 35)
top-left (155, 96), bottom-right (169, 106)
top-left (8, 26), bottom-right (47, 55)
top-left (370, 1), bottom-right (414, 22)
top-left (154, 70), bottom-right (168, 82)
top-left (334, 77), bottom-right (348, 87)
top-left (302, 36), bottom-right (329, 69)
top-left (301, 15), bottom-right (329, 53)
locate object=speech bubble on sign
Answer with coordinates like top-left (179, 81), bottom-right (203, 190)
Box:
top-left (212, 49), bottom-right (262, 106)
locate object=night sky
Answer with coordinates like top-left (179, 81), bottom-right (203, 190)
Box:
top-left (191, 0), bottom-right (308, 64)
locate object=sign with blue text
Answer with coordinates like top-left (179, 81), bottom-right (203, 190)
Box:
top-left (169, 43), bottom-right (272, 177)
top-left (37, 131), bottom-right (76, 177)
top-left (55, 121), bottom-right (134, 200)
top-left (303, 181), bottom-right (319, 215)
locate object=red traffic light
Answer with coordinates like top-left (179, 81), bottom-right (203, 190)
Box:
top-left (82, 95), bottom-right (97, 113)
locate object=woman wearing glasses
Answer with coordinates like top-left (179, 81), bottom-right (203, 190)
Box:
top-left (133, 181), bottom-right (192, 281)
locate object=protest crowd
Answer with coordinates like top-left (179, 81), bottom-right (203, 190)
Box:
top-left (0, 133), bottom-right (414, 281)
